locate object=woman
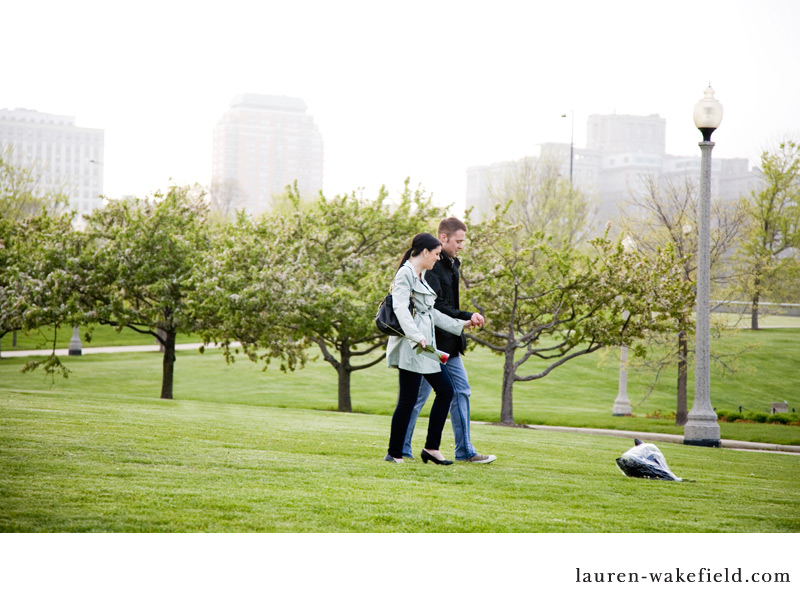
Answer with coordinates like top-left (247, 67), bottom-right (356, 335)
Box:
top-left (385, 233), bottom-right (471, 464)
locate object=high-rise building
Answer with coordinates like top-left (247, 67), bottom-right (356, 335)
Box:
top-left (211, 94), bottom-right (324, 216)
top-left (0, 107), bottom-right (104, 216)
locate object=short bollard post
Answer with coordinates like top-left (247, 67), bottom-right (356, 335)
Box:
top-left (612, 344), bottom-right (633, 416)
top-left (68, 326), bottom-right (82, 356)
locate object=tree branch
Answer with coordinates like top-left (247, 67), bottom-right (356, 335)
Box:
top-left (514, 341), bottom-right (602, 381)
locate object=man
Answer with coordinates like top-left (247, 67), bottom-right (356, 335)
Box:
top-left (402, 217), bottom-right (497, 463)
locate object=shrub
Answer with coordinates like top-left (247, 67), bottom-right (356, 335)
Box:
top-left (716, 409), bottom-right (800, 425)
top-left (717, 410), bottom-right (743, 422)
top-left (646, 409), bottom-right (676, 420)
top-left (769, 413), bottom-right (798, 425)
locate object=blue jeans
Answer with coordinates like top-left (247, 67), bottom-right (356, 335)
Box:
top-left (402, 354), bottom-right (477, 460)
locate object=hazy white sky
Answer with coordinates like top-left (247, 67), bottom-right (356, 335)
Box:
top-left (4, 0), bottom-right (799, 212)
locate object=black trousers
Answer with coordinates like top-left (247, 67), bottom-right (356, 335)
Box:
top-left (387, 367), bottom-right (455, 459)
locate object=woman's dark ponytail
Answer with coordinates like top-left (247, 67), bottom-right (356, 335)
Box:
top-left (397, 233), bottom-right (441, 269)
top-left (398, 247), bottom-right (414, 268)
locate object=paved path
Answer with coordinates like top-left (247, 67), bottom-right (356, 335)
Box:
top-left (0, 342), bottom-right (233, 358)
top-left (501, 423), bottom-right (800, 455)
top-left (4, 343), bottom-right (798, 455)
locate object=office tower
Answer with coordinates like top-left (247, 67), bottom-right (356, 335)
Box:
top-left (212, 94), bottom-right (324, 216)
top-left (0, 107), bottom-right (104, 216)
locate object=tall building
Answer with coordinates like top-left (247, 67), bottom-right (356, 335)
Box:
top-left (0, 107), bottom-right (104, 216)
top-left (467, 113), bottom-right (762, 221)
top-left (211, 94), bottom-right (324, 216)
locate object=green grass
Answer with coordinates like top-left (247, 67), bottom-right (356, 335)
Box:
top-left (0, 324), bottom-right (202, 351)
top-left (1, 388), bottom-right (798, 532)
top-left (2, 328), bottom-right (799, 445)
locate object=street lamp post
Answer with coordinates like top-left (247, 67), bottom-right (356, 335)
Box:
top-left (684, 85), bottom-right (723, 447)
top-left (561, 111), bottom-right (574, 185)
top-left (66, 157), bottom-right (105, 356)
top-left (613, 236), bottom-right (636, 416)
top-left (612, 320), bottom-right (633, 416)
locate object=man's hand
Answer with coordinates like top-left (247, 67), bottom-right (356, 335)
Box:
top-left (470, 312), bottom-right (485, 328)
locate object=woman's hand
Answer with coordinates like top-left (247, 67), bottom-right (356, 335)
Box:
top-left (417, 338), bottom-right (428, 349)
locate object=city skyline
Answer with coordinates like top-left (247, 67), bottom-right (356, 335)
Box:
top-left (467, 112), bottom-right (762, 221)
top-left (3, 1), bottom-right (799, 215)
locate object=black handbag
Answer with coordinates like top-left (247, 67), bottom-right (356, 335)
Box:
top-left (375, 290), bottom-right (415, 337)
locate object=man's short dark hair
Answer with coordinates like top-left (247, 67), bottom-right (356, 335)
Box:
top-left (438, 217), bottom-right (467, 238)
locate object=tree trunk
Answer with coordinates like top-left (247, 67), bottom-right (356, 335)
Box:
top-left (751, 292), bottom-right (760, 330)
top-left (337, 344), bottom-right (352, 413)
top-left (675, 330), bottom-right (688, 426)
top-left (160, 328), bottom-right (176, 400)
top-left (500, 347), bottom-right (516, 425)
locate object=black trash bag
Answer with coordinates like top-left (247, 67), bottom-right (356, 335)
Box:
top-left (616, 439), bottom-right (682, 482)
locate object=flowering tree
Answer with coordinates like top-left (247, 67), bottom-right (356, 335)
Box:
top-left (80, 185), bottom-right (211, 399)
top-left (0, 211), bottom-right (86, 371)
top-left (462, 209), bottom-right (694, 425)
top-left (190, 208), bottom-right (309, 374)
top-left (194, 180), bottom-right (446, 412)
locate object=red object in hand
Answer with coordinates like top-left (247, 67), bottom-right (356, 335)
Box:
top-left (439, 352), bottom-right (450, 364)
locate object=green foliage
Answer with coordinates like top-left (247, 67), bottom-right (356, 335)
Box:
top-left (0, 210), bottom-right (87, 375)
top-left (614, 175), bottom-right (748, 423)
top-left (191, 208), bottom-right (306, 371)
top-left (80, 185), bottom-right (211, 398)
top-left (463, 208), bottom-right (694, 423)
top-left (194, 179), bottom-right (447, 411)
top-left (717, 410), bottom-right (800, 425)
top-left (82, 185), bottom-right (210, 333)
top-left (285, 180), bottom-right (445, 359)
top-left (736, 139), bottom-right (800, 324)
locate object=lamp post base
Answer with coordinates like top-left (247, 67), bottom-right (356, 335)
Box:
top-left (683, 438), bottom-right (721, 448)
top-left (68, 325), bottom-right (82, 356)
top-left (684, 417), bottom-right (721, 447)
top-left (612, 344), bottom-right (632, 416)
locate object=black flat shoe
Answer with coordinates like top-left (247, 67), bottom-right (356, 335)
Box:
top-left (421, 449), bottom-right (453, 465)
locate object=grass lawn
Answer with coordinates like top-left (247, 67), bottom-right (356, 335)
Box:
top-left (2, 328), bottom-right (799, 445)
top-left (1, 388), bottom-right (798, 532)
top-left (0, 324), bottom-right (202, 351)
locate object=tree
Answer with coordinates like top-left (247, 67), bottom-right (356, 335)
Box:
top-left (738, 140), bottom-right (800, 329)
top-left (80, 185), bottom-right (211, 399)
top-left (616, 174), bottom-right (746, 424)
top-left (462, 208), bottom-right (693, 425)
top-left (194, 180), bottom-right (447, 412)
top-left (0, 153), bottom-right (77, 361)
top-left (487, 151), bottom-right (597, 249)
top-left (190, 208), bottom-right (309, 375)
top-left (0, 211), bottom-right (86, 371)
top-left (208, 179), bottom-right (244, 221)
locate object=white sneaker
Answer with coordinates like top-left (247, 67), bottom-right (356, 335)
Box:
top-left (466, 454), bottom-right (497, 463)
